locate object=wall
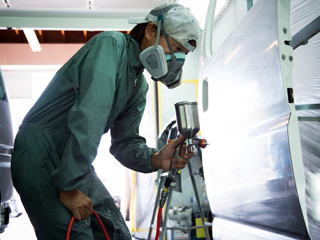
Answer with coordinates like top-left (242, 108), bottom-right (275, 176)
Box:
top-left (0, 43), bottom-right (84, 65)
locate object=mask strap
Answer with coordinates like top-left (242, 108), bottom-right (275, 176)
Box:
top-left (151, 4), bottom-right (181, 59)
top-left (155, 17), bottom-right (162, 47)
top-left (150, 4), bottom-right (180, 16)
top-left (155, 15), bottom-right (175, 62)
top-left (161, 25), bottom-right (175, 60)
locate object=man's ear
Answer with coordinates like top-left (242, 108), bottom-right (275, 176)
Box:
top-left (145, 23), bottom-right (157, 40)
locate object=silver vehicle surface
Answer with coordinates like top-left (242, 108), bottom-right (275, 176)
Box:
top-left (198, 0), bottom-right (313, 239)
top-left (0, 68), bottom-right (14, 233)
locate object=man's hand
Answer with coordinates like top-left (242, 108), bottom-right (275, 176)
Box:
top-left (59, 189), bottom-right (93, 220)
top-left (151, 135), bottom-right (194, 171)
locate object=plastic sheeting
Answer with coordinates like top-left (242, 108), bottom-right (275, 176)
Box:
top-left (132, 172), bottom-right (157, 240)
top-left (291, 0), bottom-right (320, 239)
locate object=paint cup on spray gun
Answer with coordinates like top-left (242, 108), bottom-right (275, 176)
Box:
top-left (174, 101), bottom-right (200, 154)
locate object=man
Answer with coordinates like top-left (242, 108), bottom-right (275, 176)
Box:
top-left (11, 2), bottom-right (199, 239)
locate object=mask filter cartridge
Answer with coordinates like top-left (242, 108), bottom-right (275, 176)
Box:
top-left (139, 45), bottom-right (168, 79)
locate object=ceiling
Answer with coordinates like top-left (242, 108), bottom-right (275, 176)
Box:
top-left (0, 0), bottom-right (168, 10)
top-left (0, 0), bottom-right (174, 30)
top-left (0, 0), bottom-right (212, 44)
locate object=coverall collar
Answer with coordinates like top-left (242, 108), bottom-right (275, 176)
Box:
top-left (126, 34), bottom-right (145, 74)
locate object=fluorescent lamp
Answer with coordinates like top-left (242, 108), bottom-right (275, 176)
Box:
top-left (23, 29), bottom-right (42, 52)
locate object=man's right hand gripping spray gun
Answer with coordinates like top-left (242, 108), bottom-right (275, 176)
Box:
top-left (155, 101), bottom-right (209, 240)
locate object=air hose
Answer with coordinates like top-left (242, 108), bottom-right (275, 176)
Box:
top-left (155, 207), bottom-right (162, 240)
top-left (66, 210), bottom-right (110, 240)
top-left (155, 175), bottom-right (175, 240)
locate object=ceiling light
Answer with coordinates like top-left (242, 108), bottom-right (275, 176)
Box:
top-left (23, 29), bottom-right (42, 52)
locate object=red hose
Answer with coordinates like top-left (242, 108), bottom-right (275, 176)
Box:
top-left (155, 207), bottom-right (162, 240)
top-left (66, 210), bottom-right (110, 240)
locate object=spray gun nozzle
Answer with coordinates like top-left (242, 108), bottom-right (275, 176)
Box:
top-left (192, 137), bottom-right (209, 149)
top-left (199, 139), bottom-right (209, 148)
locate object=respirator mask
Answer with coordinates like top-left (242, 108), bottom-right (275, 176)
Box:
top-left (139, 15), bottom-right (185, 89)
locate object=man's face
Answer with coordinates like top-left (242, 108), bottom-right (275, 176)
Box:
top-left (157, 35), bottom-right (190, 55)
top-left (143, 23), bottom-right (190, 55)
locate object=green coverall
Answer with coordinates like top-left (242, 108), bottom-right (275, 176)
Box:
top-left (11, 31), bottom-right (159, 240)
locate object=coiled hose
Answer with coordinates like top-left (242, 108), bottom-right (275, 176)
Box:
top-left (66, 210), bottom-right (110, 240)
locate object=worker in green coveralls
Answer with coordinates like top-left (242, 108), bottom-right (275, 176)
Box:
top-left (11, 2), bottom-right (199, 240)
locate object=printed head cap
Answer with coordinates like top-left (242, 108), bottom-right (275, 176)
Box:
top-left (128, 3), bottom-right (199, 52)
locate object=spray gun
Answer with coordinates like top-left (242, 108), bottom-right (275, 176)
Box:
top-left (158, 101), bottom-right (208, 208)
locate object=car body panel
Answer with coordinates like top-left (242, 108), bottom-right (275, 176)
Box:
top-left (0, 68), bottom-right (14, 233)
top-left (198, 0), bottom-right (310, 239)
